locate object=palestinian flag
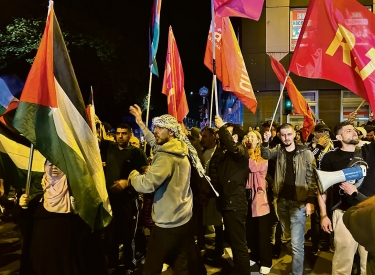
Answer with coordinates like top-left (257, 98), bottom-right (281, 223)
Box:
top-left (0, 122), bottom-right (45, 195)
top-left (13, 4), bottom-right (112, 229)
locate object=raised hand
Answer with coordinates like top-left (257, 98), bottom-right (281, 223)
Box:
top-left (263, 131), bottom-right (271, 143)
top-left (129, 104), bottom-right (143, 124)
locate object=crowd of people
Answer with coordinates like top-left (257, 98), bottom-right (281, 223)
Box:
top-left (1, 107), bottom-right (375, 275)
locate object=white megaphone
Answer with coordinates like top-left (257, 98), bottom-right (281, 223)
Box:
top-left (315, 165), bottom-right (367, 193)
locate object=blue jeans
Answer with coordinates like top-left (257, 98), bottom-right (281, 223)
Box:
top-left (277, 198), bottom-right (306, 275)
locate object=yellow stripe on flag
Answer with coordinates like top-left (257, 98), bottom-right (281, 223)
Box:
top-left (0, 134), bottom-right (45, 172)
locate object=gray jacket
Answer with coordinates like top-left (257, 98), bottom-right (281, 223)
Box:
top-left (129, 133), bottom-right (192, 228)
top-left (261, 143), bottom-right (317, 203)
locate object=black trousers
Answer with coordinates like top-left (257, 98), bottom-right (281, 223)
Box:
top-left (143, 218), bottom-right (206, 275)
top-left (222, 210), bottom-right (250, 275)
top-left (246, 212), bottom-right (272, 268)
top-left (214, 225), bottom-right (224, 253)
top-left (105, 199), bottom-right (137, 269)
top-left (193, 199), bottom-right (205, 249)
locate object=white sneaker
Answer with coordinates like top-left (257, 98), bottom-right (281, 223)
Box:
top-left (260, 266), bottom-right (271, 274)
top-left (162, 263), bottom-right (169, 272)
top-left (250, 260), bottom-right (257, 266)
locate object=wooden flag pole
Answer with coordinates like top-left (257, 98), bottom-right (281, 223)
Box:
top-left (355, 100), bottom-right (366, 113)
top-left (270, 71), bottom-right (290, 132)
top-left (211, 0), bottom-right (219, 117)
top-left (25, 144), bottom-right (35, 196)
top-left (309, 105), bottom-right (319, 123)
top-left (22, 143), bottom-right (35, 209)
top-left (144, 70), bottom-right (153, 152)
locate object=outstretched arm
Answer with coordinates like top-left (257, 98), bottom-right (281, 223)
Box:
top-left (129, 104), bottom-right (159, 151)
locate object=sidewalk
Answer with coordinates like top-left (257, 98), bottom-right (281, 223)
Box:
top-left (0, 212), bottom-right (333, 275)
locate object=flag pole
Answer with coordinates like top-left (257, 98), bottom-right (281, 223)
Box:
top-left (355, 100), bottom-right (366, 113)
top-left (90, 85), bottom-right (94, 111)
top-left (309, 106), bottom-right (318, 121)
top-left (48, 0), bottom-right (53, 12)
top-left (22, 143), bottom-right (35, 207)
top-left (211, 0), bottom-right (219, 117)
top-left (144, 70), bottom-right (153, 151)
top-left (270, 71), bottom-right (290, 131)
top-left (209, 77), bottom-right (214, 127)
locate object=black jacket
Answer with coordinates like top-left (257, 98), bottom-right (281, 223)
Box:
top-left (217, 126), bottom-right (249, 211)
top-left (203, 145), bottom-right (224, 199)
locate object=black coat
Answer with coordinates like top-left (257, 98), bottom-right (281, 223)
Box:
top-left (217, 126), bottom-right (249, 211)
top-left (203, 145), bottom-right (224, 199)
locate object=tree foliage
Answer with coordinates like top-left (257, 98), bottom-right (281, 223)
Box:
top-left (0, 16), bottom-right (116, 67)
top-left (0, 6), bottom-right (150, 124)
top-left (0, 17), bottom-right (44, 66)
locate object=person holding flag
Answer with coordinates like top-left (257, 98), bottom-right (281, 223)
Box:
top-left (261, 123), bottom-right (317, 275)
top-left (17, 161), bottom-right (107, 275)
top-left (214, 116), bottom-right (250, 275)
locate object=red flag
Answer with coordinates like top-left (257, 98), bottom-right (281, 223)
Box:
top-left (270, 55), bottom-right (314, 141)
top-left (204, 16), bottom-right (257, 113)
top-left (289, 0), bottom-right (375, 113)
top-left (162, 26), bottom-right (189, 123)
top-left (214, 0), bottom-right (264, 20)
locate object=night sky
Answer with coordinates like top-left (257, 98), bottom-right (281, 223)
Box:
top-left (0, 0), bottom-right (215, 125)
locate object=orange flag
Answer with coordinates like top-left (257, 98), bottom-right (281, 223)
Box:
top-left (162, 26), bottom-right (189, 123)
top-left (204, 16), bottom-right (257, 114)
top-left (270, 55), bottom-right (315, 141)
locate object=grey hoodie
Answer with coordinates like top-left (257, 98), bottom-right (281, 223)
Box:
top-left (129, 134), bottom-right (193, 228)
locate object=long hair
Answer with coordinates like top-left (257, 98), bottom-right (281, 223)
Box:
top-left (244, 130), bottom-right (263, 161)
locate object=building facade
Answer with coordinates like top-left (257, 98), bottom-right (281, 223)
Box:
top-left (241, 0), bottom-right (374, 130)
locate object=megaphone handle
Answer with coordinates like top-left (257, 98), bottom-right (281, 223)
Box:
top-left (331, 199), bottom-right (342, 212)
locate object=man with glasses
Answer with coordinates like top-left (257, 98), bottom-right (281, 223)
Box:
top-left (101, 123), bottom-right (148, 274)
top-left (318, 121), bottom-right (375, 275)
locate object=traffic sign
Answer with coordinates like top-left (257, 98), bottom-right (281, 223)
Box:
top-left (199, 86), bottom-right (208, 97)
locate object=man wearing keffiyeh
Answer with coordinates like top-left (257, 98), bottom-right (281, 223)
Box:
top-left (127, 104), bottom-right (206, 275)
